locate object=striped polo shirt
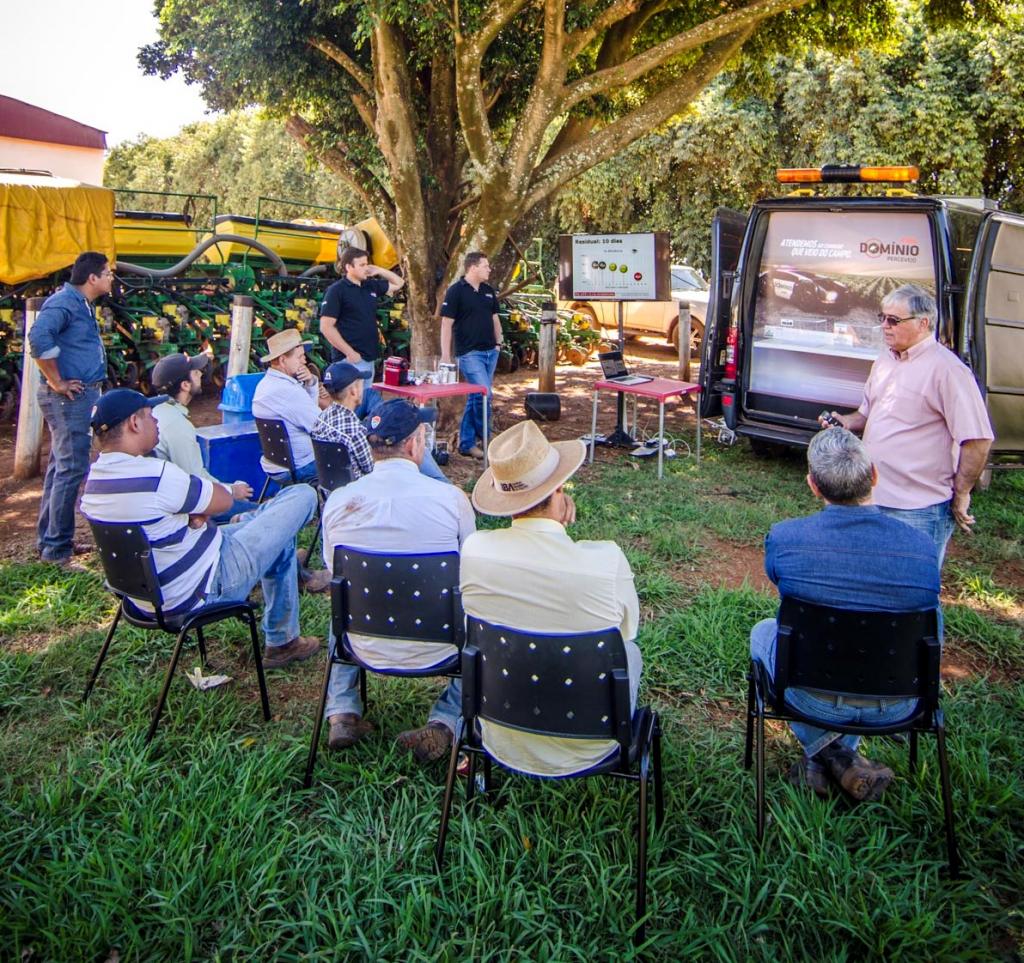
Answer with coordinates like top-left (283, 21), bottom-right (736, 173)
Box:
top-left (81, 452), bottom-right (223, 617)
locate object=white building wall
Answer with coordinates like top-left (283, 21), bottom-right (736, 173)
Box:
top-left (0, 136), bottom-right (105, 184)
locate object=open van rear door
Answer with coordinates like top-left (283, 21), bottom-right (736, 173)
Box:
top-left (699, 208), bottom-right (746, 417)
top-left (967, 212), bottom-right (1024, 455)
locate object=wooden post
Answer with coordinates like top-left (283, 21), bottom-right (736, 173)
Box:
top-left (14, 298), bottom-right (46, 480)
top-left (538, 301), bottom-right (558, 393)
top-left (226, 295), bottom-right (254, 378)
top-left (677, 301), bottom-right (692, 383)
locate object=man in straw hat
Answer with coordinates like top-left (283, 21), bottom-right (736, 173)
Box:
top-left (319, 400), bottom-right (476, 757)
top-left (461, 420), bottom-right (642, 776)
top-left (252, 328), bottom-right (330, 485)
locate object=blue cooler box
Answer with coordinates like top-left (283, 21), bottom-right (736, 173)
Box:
top-left (196, 421), bottom-right (269, 495)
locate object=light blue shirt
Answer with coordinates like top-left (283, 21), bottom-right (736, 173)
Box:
top-left (28, 283), bottom-right (106, 384)
top-left (251, 367), bottom-right (320, 472)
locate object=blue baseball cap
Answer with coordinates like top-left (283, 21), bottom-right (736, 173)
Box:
top-left (322, 361), bottom-right (363, 393)
top-left (90, 388), bottom-right (168, 433)
top-left (363, 399), bottom-right (436, 447)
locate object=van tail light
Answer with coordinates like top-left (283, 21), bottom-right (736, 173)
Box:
top-left (724, 323), bottom-right (739, 380)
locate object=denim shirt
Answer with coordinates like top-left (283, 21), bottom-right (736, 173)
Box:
top-left (765, 504), bottom-right (940, 614)
top-left (28, 283), bottom-right (106, 384)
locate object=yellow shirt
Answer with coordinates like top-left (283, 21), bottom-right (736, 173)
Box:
top-left (460, 517), bottom-right (641, 776)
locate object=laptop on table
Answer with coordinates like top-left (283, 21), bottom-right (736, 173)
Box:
top-left (598, 350), bottom-right (653, 386)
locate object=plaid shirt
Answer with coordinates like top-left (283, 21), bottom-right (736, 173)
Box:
top-left (310, 403), bottom-right (375, 480)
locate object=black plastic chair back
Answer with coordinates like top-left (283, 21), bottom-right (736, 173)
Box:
top-left (255, 417), bottom-right (296, 475)
top-left (333, 545), bottom-right (463, 648)
top-left (463, 617), bottom-right (631, 742)
top-left (774, 597), bottom-right (941, 708)
top-left (87, 519), bottom-right (164, 608)
top-left (313, 439), bottom-right (353, 492)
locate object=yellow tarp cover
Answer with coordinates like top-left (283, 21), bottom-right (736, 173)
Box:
top-left (0, 173), bottom-right (115, 284)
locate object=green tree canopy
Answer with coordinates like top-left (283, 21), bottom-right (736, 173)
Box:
top-left (141, 0), bottom-right (965, 351)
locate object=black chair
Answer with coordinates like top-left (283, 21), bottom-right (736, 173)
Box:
top-left (255, 417), bottom-right (299, 503)
top-left (435, 617), bottom-right (664, 946)
top-left (303, 545), bottom-right (464, 787)
top-left (83, 519), bottom-right (271, 744)
top-left (312, 438), bottom-right (353, 496)
top-left (744, 597), bottom-right (959, 876)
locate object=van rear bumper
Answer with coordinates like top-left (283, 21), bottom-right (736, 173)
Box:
top-left (736, 420), bottom-right (817, 448)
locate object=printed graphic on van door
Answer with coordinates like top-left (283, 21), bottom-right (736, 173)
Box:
top-left (751, 211), bottom-right (936, 408)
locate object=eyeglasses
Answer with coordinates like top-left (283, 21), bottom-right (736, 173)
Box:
top-left (97, 270), bottom-right (114, 279)
top-left (877, 313), bottom-right (918, 327)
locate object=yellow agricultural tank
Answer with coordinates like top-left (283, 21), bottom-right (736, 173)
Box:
top-left (199, 214), bottom-right (342, 265)
top-left (113, 211), bottom-right (201, 260)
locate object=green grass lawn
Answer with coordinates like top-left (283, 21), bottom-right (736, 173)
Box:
top-left (1, 445), bottom-right (1022, 961)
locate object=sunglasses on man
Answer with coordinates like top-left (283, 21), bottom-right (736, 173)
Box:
top-left (877, 313), bottom-right (919, 327)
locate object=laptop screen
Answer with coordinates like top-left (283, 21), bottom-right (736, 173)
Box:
top-left (599, 350), bottom-right (628, 378)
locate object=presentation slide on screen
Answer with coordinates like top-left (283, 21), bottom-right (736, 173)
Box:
top-left (570, 234), bottom-right (658, 300)
top-left (750, 211), bottom-right (937, 407)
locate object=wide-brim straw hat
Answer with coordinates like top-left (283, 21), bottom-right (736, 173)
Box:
top-left (261, 328), bottom-right (314, 364)
top-left (472, 420), bottom-right (586, 516)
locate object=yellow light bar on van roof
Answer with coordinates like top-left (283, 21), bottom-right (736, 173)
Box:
top-left (776, 165), bottom-right (920, 184)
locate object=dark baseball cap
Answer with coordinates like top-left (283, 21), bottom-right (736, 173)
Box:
top-left (363, 399), bottom-right (437, 447)
top-left (151, 352), bottom-right (210, 393)
top-left (322, 361), bottom-right (363, 393)
top-left (90, 388), bottom-right (168, 433)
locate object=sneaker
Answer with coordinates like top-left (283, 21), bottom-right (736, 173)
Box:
top-left (459, 445), bottom-right (485, 459)
top-left (787, 756), bottom-right (831, 798)
top-left (819, 746), bottom-right (894, 802)
top-left (396, 722), bottom-right (453, 763)
top-left (262, 636), bottom-right (321, 669)
top-left (327, 713), bottom-right (375, 749)
top-left (300, 569), bottom-right (331, 594)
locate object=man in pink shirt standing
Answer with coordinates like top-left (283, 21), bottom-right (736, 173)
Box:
top-left (824, 284), bottom-right (993, 566)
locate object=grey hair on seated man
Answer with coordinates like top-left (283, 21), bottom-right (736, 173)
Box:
top-left (806, 427), bottom-right (875, 505)
top-left (881, 283), bottom-right (937, 330)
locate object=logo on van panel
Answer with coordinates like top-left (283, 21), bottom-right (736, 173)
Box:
top-left (860, 237), bottom-right (920, 260)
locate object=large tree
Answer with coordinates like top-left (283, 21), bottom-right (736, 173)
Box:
top-left (142, 0), bottom-right (970, 354)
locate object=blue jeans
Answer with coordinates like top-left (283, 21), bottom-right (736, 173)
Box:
top-left (352, 358), bottom-right (382, 419)
top-left (268, 460), bottom-right (319, 488)
top-left (37, 383), bottom-right (100, 561)
top-left (212, 498), bottom-right (261, 526)
top-left (207, 484), bottom-right (317, 646)
top-left (457, 348), bottom-right (498, 453)
top-left (877, 501), bottom-right (955, 568)
top-left (324, 631), bottom-right (462, 731)
top-left (419, 448), bottom-right (448, 483)
top-left (750, 618), bottom-right (917, 757)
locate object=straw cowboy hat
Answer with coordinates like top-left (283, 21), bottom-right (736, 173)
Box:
top-left (260, 328), bottom-right (314, 364)
top-left (472, 420), bottom-right (586, 516)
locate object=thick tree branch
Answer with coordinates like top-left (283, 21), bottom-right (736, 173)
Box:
top-left (564, 0), bottom-right (647, 60)
top-left (524, 28), bottom-right (753, 209)
top-left (350, 92), bottom-right (377, 137)
top-left (284, 114), bottom-right (394, 233)
top-left (308, 37), bottom-right (374, 96)
top-left (563, 0), bottom-right (811, 110)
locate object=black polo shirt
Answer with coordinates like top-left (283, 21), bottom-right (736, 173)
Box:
top-left (321, 276), bottom-right (389, 361)
top-left (441, 277), bottom-right (499, 355)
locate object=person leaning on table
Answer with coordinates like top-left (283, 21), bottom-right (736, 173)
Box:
top-left (28, 251), bottom-right (111, 567)
top-left (822, 283), bottom-right (993, 566)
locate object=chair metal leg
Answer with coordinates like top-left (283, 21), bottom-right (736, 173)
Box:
top-left (908, 729), bottom-right (919, 775)
top-left (435, 724), bottom-right (464, 868)
top-left (83, 603), bottom-right (123, 702)
top-left (466, 750), bottom-right (478, 803)
top-left (653, 716), bottom-right (665, 828)
top-left (934, 713), bottom-right (961, 878)
top-left (743, 670), bottom-right (755, 770)
top-left (635, 744), bottom-right (651, 948)
top-left (303, 653), bottom-right (335, 788)
top-left (755, 705), bottom-right (766, 843)
top-left (196, 626), bottom-right (209, 667)
top-left (358, 667), bottom-right (368, 714)
top-left (482, 756), bottom-right (493, 796)
top-left (146, 628), bottom-right (190, 744)
top-left (308, 523), bottom-right (323, 571)
top-left (257, 476), bottom-right (271, 504)
top-left (247, 610), bottom-right (271, 722)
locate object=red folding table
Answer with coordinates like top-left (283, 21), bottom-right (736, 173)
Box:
top-left (373, 380), bottom-right (491, 467)
top-left (589, 377), bottom-right (702, 479)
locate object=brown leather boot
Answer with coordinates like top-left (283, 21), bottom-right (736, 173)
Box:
top-left (819, 745), bottom-right (894, 802)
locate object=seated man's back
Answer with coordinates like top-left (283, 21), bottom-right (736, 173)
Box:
top-left (463, 421), bottom-right (641, 777)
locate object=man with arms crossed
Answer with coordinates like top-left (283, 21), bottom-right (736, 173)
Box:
top-left (440, 252), bottom-right (503, 459)
top-left (319, 247), bottom-right (403, 417)
top-left (750, 428), bottom-right (940, 801)
top-left (28, 251), bottom-right (111, 567)
top-left (823, 284), bottom-right (993, 565)
top-left (80, 389), bottom-right (321, 670)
